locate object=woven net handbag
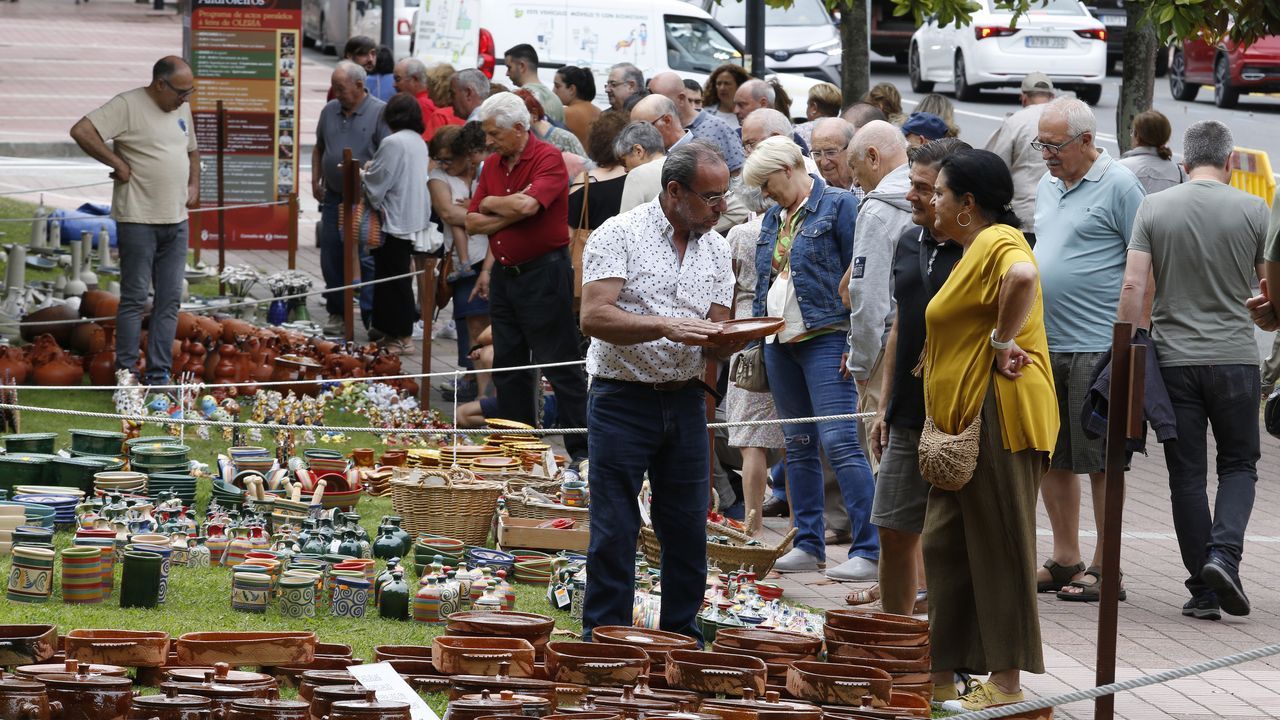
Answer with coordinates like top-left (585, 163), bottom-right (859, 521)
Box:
top-left (917, 413), bottom-right (981, 491)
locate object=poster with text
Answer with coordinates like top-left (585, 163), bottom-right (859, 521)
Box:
top-left (189, 0), bottom-right (300, 250)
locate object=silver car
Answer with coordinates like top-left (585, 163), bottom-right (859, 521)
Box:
top-left (687, 0), bottom-right (842, 85)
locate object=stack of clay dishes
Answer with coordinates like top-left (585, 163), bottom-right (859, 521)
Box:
top-left (12, 491), bottom-right (80, 525)
top-left (590, 626), bottom-right (698, 683)
top-left (784, 661), bottom-right (893, 708)
top-left (544, 642), bottom-right (650, 687)
top-left (93, 471), bottom-right (147, 497)
top-left (129, 442), bottom-right (191, 475)
top-left (711, 628), bottom-right (822, 690)
top-left (823, 610), bottom-right (931, 701)
top-left (665, 649), bottom-right (767, 697)
top-left (445, 611), bottom-right (556, 660)
top-left (148, 473), bottom-right (199, 505)
top-left (432, 637), bottom-right (536, 677)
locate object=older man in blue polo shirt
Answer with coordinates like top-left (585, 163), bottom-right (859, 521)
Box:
top-left (1032, 97), bottom-right (1146, 603)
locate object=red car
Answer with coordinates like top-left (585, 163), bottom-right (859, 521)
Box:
top-left (1169, 33), bottom-right (1280, 108)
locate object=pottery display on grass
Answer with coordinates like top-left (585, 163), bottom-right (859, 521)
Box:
top-left (664, 650), bottom-right (767, 697)
top-left (59, 546), bottom-right (103, 604)
top-left (119, 550), bottom-right (163, 609)
top-left (37, 664), bottom-right (135, 720)
top-left (176, 631), bottom-right (317, 667)
top-left (544, 642), bottom-right (650, 687)
top-left (431, 636), bottom-right (536, 677)
top-left (8, 545), bottom-right (56, 603)
top-left (279, 575), bottom-right (317, 619)
top-left (0, 676), bottom-right (58, 720)
top-left (126, 686), bottom-right (214, 720)
top-left (64, 629), bottom-right (170, 668)
top-left (0, 625), bottom-right (58, 666)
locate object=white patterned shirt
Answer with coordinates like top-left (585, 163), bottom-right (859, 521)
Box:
top-left (583, 198), bottom-right (734, 384)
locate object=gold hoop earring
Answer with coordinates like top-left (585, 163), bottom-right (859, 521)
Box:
top-left (957, 210), bottom-right (972, 228)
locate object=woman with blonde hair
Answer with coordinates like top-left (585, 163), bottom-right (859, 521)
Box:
top-left (743, 136), bottom-right (877, 577)
top-left (864, 82), bottom-right (905, 125)
top-left (703, 63), bottom-right (751, 128)
top-left (915, 93), bottom-right (960, 138)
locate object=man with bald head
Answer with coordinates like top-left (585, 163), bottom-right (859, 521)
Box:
top-left (842, 101), bottom-right (887, 131)
top-left (742, 110), bottom-right (819, 177)
top-left (71, 55), bottom-right (200, 386)
top-left (650, 71), bottom-right (744, 174)
top-left (734, 78), bottom-right (774, 125)
top-left (630, 94), bottom-right (691, 152)
top-left (810, 117), bottom-right (856, 192)
top-left (311, 61), bottom-right (390, 333)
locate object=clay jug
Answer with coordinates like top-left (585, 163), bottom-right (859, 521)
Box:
top-left (70, 322), bottom-right (106, 355)
top-left (224, 527), bottom-right (254, 568)
top-left (185, 343), bottom-right (206, 377)
top-left (35, 356), bottom-right (84, 386)
top-left (175, 312), bottom-right (198, 341)
top-left (206, 524), bottom-right (230, 565)
top-left (214, 344), bottom-right (238, 385)
top-left (89, 349), bottom-right (115, 386)
top-left (0, 345), bottom-right (31, 384)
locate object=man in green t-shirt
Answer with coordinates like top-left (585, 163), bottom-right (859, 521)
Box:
top-left (70, 55), bottom-right (199, 387)
top-left (1117, 120), bottom-right (1268, 622)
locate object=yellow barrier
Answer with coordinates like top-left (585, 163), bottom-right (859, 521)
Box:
top-left (1230, 147), bottom-right (1276, 207)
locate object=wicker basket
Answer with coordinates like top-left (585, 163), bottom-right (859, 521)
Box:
top-left (639, 525), bottom-right (797, 576)
top-left (505, 491), bottom-right (591, 530)
top-left (389, 468), bottom-right (503, 546)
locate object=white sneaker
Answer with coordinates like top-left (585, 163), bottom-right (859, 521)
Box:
top-left (411, 320), bottom-right (424, 340)
top-left (826, 556), bottom-right (879, 582)
top-left (323, 314), bottom-right (345, 335)
top-left (772, 547), bottom-right (826, 573)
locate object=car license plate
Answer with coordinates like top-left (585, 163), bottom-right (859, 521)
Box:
top-left (1025, 36), bottom-right (1068, 49)
top-left (1101, 13), bottom-right (1126, 26)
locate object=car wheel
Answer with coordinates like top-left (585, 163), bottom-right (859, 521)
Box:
top-left (909, 43), bottom-right (934, 93)
top-left (953, 52), bottom-right (978, 102)
top-left (1168, 49), bottom-right (1200, 101)
top-left (1076, 84), bottom-right (1102, 105)
top-left (1214, 54), bottom-right (1240, 109)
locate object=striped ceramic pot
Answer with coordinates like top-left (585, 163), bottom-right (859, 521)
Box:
top-left (412, 576), bottom-right (444, 624)
top-left (278, 575), bottom-right (317, 619)
top-left (7, 544), bottom-right (56, 603)
top-left (59, 546), bottom-right (103, 604)
top-left (72, 536), bottom-right (116, 598)
top-left (231, 571), bottom-right (272, 613)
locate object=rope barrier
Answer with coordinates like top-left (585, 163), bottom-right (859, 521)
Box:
top-left (0, 401), bottom-right (872, 435)
top-left (0, 180), bottom-right (115, 197)
top-left (14, 267), bottom-right (427, 327)
top-left (0, 198), bottom-right (290, 223)
top-left (15, 358), bottom-right (590, 392)
top-left (947, 643), bottom-right (1280, 720)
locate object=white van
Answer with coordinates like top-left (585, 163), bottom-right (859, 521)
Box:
top-left (410, 0), bottom-right (818, 120)
top-left (304, 0), bottom-right (418, 59)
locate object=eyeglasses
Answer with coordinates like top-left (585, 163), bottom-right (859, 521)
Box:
top-left (1030, 132), bottom-right (1085, 155)
top-left (811, 147), bottom-right (847, 161)
top-left (162, 78), bottom-right (194, 99)
top-left (682, 183), bottom-right (733, 207)
top-left (606, 80), bottom-right (632, 89)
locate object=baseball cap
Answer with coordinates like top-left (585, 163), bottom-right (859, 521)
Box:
top-left (1021, 72), bottom-right (1055, 93)
top-left (902, 112), bottom-right (949, 142)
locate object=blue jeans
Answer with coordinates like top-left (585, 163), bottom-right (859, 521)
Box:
top-left (319, 192), bottom-right (374, 321)
top-left (116, 221), bottom-right (187, 384)
top-left (764, 332), bottom-right (878, 562)
top-left (1160, 364), bottom-right (1260, 597)
top-left (582, 378), bottom-right (709, 641)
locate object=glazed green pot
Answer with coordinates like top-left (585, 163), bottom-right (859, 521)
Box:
top-left (124, 435), bottom-right (179, 454)
top-left (3, 432), bottom-right (58, 455)
top-left (69, 429), bottom-right (126, 456)
top-left (0, 454), bottom-right (55, 491)
top-left (49, 456), bottom-right (110, 492)
top-left (129, 443), bottom-right (191, 465)
top-left (119, 550), bottom-right (163, 609)
top-left (70, 454), bottom-right (127, 472)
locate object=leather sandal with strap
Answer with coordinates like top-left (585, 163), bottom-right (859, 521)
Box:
top-left (1057, 565), bottom-right (1126, 602)
top-left (1037, 559), bottom-right (1086, 593)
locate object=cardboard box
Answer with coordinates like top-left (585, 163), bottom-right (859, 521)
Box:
top-left (498, 515), bottom-right (590, 553)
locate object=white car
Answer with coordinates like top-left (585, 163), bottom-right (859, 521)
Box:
top-left (908, 0), bottom-right (1107, 104)
top-left (303, 0), bottom-right (418, 59)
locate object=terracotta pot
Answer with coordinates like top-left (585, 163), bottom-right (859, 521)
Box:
top-left (783, 661), bottom-right (892, 707)
top-left (664, 650), bottom-right (767, 697)
top-left (544, 642), bottom-right (650, 687)
top-left (309, 684), bottom-right (369, 720)
top-left (297, 670), bottom-right (354, 705)
top-left (0, 344), bottom-right (32, 384)
top-left (586, 688), bottom-right (683, 719)
top-left (65, 629), bottom-right (171, 668)
top-left (589, 627), bottom-right (698, 668)
top-left (432, 636), bottom-right (536, 677)
top-left (127, 686), bottom-right (214, 720)
top-left (445, 611), bottom-right (556, 645)
top-left (89, 348), bottom-right (116, 386)
top-left (0, 677), bottom-right (58, 720)
top-left (14, 658), bottom-right (127, 681)
top-left (176, 632), bottom-right (317, 667)
top-left (226, 696), bottom-right (310, 720)
top-left (21, 306), bottom-right (78, 346)
top-left (70, 322), bottom-right (107, 355)
top-left (159, 678), bottom-right (260, 717)
top-left (34, 357), bottom-right (84, 386)
top-left (0, 625), bottom-right (58, 666)
top-left (713, 629), bottom-right (822, 658)
top-left (38, 665), bottom-right (135, 720)
top-left (444, 690), bottom-right (524, 720)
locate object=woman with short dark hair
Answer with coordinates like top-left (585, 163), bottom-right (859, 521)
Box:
top-left (921, 148), bottom-right (1058, 712)
top-left (363, 93), bottom-right (430, 353)
top-left (555, 66), bottom-right (601, 148)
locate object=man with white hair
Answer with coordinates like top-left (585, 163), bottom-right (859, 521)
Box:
top-left (1033, 97), bottom-right (1145, 603)
top-left (734, 78), bottom-right (774, 125)
top-left (810, 117), bottom-right (856, 192)
top-left (394, 57), bottom-right (462, 140)
top-left (617, 122), bottom-right (668, 212)
top-left (985, 72), bottom-right (1057, 245)
top-left (450, 68), bottom-right (490, 122)
top-left (630, 94), bottom-right (691, 152)
top-left (464, 93), bottom-right (589, 467)
top-left (606, 63), bottom-right (645, 111)
top-left (742, 110), bottom-right (818, 175)
top-left (311, 60), bottom-right (389, 334)
top-left (649, 71), bottom-right (744, 174)
top-left (1117, 120), bottom-right (1268, 620)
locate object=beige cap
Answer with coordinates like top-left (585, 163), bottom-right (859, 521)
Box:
top-left (1021, 72), bottom-right (1055, 93)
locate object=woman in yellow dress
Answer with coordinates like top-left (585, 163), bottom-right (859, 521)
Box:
top-left (922, 149), bottom-right (1060, 712)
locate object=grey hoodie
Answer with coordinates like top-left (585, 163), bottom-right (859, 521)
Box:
top-left (845, 162), bottom-right (915, 379)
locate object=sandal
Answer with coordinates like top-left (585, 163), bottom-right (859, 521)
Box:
top-left (844, 584), bottom-right (880, 606)
top-left (1057, 565), bottom-right (1126, 602)
top-left (1037, 559), bottom-right (1086, 593)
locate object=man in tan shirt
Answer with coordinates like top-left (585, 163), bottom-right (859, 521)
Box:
top-left (70, 55), bottom-right (199, 386)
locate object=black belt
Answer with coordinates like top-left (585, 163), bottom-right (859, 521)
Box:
top-left (601, 377), bottom-right (723, 403)
top-left (498, 247), bottom-right (568, 276)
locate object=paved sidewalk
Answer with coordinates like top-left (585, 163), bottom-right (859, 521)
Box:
top-left (3, 3), bottom-right (1280, 719)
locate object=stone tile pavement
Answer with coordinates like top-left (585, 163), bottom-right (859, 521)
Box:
top-left (3, 3), bottom-right (1280, 718)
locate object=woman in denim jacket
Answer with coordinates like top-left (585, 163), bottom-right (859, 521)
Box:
top-left (745, 136), bottom-right (879, 576)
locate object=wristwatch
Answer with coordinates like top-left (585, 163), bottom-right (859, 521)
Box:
top-left (989, 329), bottom-right (1014, 350)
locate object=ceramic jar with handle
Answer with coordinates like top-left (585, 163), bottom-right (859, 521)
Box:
top-left (188, 536), bottom-right (212, 568)
top-left (8, 545), bottom-right (56, 603)
top-left (328, 689), bottom-right (411, 720)
top-left (0, 677), bottom-right (59, 720)
top-left (38, 664), bottom-right (135, 720)
top-left (227, 696), bottom-right (310, 720)
top-left (127, 686), bottom-right (214, 720)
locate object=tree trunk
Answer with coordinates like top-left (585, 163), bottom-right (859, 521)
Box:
top-left (840, 0), bottom-right (870, 104)
top-left (1116, 2), bottom-right (1158, 154)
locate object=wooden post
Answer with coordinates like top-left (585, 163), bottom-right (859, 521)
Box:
top-left (286, 192), bottom-right (299, 270)
top-left (1094, 324), bottom-right (1146, 720)
top-left (216, 100), bottom-right (226, 294)
top-left (419, 257), bottom-right (437, 405)
top-left (704, 359), bottom-right (718, 510)
top-left (341, 148), bottom-right (356, 342)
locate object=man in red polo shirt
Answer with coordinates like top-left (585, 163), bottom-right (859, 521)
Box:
top-left (465, 92), bottom-right (588, 465)
top-left (393, 57), bottom-right (462, 142)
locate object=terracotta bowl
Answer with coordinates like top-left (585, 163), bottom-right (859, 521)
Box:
top-left (784, 661), bottom-right (892, 707)
top-left (432, 637), bottom-right (536, 677)
top-left (822, 625), bottom-right (929, 647)
top-left (176, 631), bottom-right (316, 667)
top-left (543, 642), bottom-right (650, 687)
top-left (664, 649), bottom-right (767, 697)
top-left (823, 610), bottom-right (927, 634)
top-left (590, 626), bottom-right (699, 667)
top-left (0, 625), bottom-right (58, 666)
top-left (714, 629), bottom-right (823, 658)
top-left (824, 640), bottom-right (929, 662)
top-left (64, 629), bottom-right (170, 668)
